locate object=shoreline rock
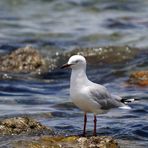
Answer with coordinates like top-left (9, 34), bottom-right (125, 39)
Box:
top-left (0, 117), bottom-right (53, 136)
top-left (0, 116), bottom-right (119, 148)
top-left (12, 135), bottom-right (119, 148)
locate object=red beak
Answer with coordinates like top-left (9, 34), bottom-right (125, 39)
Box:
top-left (61, 64), bottom-right (72, 69)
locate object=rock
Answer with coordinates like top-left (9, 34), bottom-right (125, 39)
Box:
top-left (56, 46), bottom-right (139, 66)
top-left (0, 46), bottom-right (140, 75)
top-left (0, 117), bottom-right (53, 136)
top-left (12, 136), bottom-right (119, 148)
top-left (128, 71), bottom-right (148, 86)
top-left (0, 46), bottom-right (52, 74)
top-left (0, 117), bottom-right (119, 147)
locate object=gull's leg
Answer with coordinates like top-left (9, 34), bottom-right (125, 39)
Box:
top-left (93, 114), bottom-right (97, 136)
top-left (83, 112), bottom-right (87, 136)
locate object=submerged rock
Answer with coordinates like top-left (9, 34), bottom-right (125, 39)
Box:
top-left (128, 71), bottom-right (148, 86)
top-left (0, 117), bottom-right (53, 136)
top-left (0, 46), bottom-right (52, 74)
top-left (12, 135), bottom-right (119, 148)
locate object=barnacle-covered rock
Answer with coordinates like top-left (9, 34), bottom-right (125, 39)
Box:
top-left (0, 117), bottom-right (53, 136)
top-left (0, 46), bottom-right (54, 74)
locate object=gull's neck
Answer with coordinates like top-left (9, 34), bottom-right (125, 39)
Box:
top-left (70, 68), bottom-right (89, 89)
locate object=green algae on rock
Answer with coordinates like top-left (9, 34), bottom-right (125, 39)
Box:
top-left (0, 46), bottom-right (51, 74)
top-left (12, 136), bottom-right (119, 148)
top-left (0, 117), bottom-right (53, 136)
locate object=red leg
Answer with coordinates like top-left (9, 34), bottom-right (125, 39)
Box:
top-left (93, 115), bottom-right (97, 136)
top-left (83, 113), bottom-right (87, 136)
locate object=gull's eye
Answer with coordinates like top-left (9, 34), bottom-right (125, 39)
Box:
top-left (75, 60), bottom-right (79, 63)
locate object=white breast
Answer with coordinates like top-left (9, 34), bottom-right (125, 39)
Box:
top-left (70, 86), bottom-right (103, 114)
top-left (70, 68), bottom-right (104, 114)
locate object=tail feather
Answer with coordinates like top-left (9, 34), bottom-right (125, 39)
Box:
top-left (121, 98), bottom-right (139, 104)
top-left (119, 98), bottom-right (139, 110)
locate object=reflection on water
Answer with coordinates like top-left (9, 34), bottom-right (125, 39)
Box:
top-left (0, 0), bottom-right (148, 147)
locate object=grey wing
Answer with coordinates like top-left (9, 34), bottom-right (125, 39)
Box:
top-left (89, 85), bottom-right (124, 110)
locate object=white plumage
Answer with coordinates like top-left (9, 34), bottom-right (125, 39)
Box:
top-left (62, 55), bottom-right (132, 136)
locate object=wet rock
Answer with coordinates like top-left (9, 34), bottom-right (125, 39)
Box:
top-left (0, 117), bottom-right (53, 136)
top-left (12, 136), bottom-right (119, 148)
top-left (0, 46), bottom-right (140, 75)
top-left (0, 46), bottom-right (53, 74)
top-left (128, 71), bottom-right (148, 86)
top-left (56, 46), bottom-right (139, 66)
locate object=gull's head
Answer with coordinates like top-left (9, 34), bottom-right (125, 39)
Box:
top-left (61, 55), bottom-right (86, 70)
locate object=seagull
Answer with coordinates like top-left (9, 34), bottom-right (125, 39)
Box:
top-left (61, 55), bottom-right (135, 136)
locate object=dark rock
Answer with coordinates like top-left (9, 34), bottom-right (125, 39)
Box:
top-left (12, 136), bottom-right (119, 148)
top-left (0, 46), bottom-right (140, 75)
top-left (128, 71), bottom-right (148, 86)
top-left (0, 46), bottom-right (53, 74)
top-left (56, 46), bottom-right (139, 66)
top-left (0, 46), bottom-right (140, 76)
top-left (0, 117), bottom-right (53, 136)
